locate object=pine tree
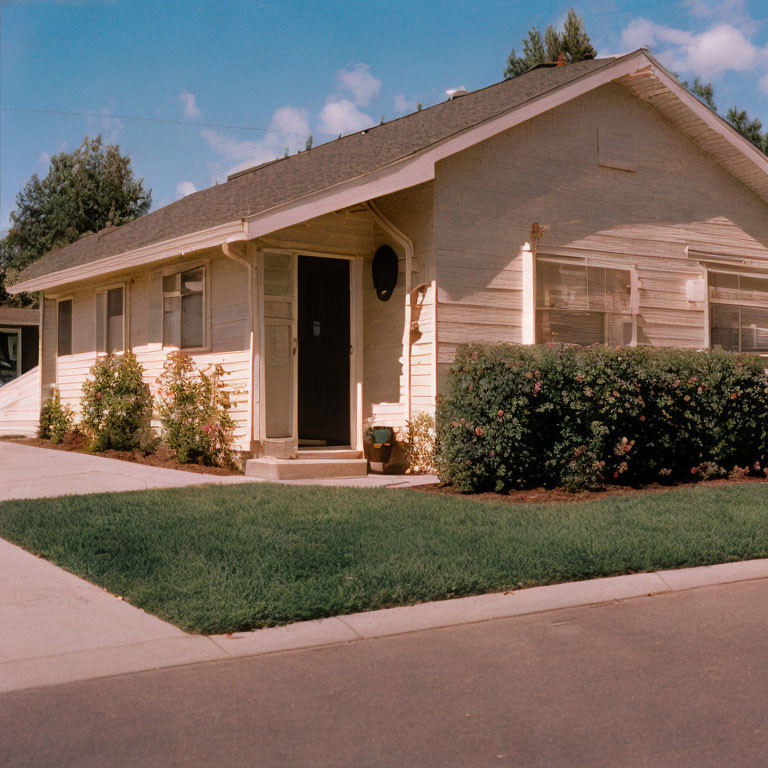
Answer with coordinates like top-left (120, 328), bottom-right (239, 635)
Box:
top-left (504, 8), bottom-right (597, 80)
top-left (305, 135), bottom-right (313, 151)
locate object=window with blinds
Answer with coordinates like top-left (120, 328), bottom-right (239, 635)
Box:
top-left (162, 266), bottom-right (205, 349)
top-left (96, 286), bottom-right (125, 354)
top-left (709, 271), bottom-right (768, 353)
top-left (535, 258), bottom-right (633, 346)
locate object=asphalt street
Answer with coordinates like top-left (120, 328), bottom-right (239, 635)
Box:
top-left (3, 579), bottom-right (767, 767)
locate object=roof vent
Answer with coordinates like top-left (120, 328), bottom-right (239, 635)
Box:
top-left (445, 86), bottom-right (468, 101)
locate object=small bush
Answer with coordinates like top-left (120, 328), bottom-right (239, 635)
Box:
top-left (38, 389), bottom-right (75, 444)
top-left (156, 351), bottom-right (236, 466)
top-left (437, 343), bottom-right (768, 493)
top-left (80, 352), bottom-right (152, 451)
top-left (405, 411), bottom-right (437, 474)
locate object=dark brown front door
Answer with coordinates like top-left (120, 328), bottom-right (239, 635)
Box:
top-left (298, 256), bottom-right (350, 445)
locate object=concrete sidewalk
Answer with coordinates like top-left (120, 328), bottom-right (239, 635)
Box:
top-left (0, 441), bottom-right (256, 501)
top-left (2, 530), bottom-right (767, 694)
top-left (0, 442), bottom-right (437, 500)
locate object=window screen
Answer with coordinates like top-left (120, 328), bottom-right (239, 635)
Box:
top-left (57, 299), bottom-right (72, 356)
top-left (536, 259), bottom-right (632, 346)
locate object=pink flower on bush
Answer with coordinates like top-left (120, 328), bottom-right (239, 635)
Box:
top-left (534, 381), bottom-right (542, 393)
top-left (475, 427), bottom-right (483, 436)
top-left (203, 424), bottom-right (211, 433)
top-left (691, 467), bottom-right (698, 474)
top-left (497, 409), bottom-right (504, 417)
top-left (525, 371), bottom-right (533, 379)
top-left (96, 392), bottom-right (102, 400)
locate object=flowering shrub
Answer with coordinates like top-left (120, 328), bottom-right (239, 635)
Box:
top-left (38, 389), bottom-right (75, 444)
top-left (80, 352), bottom-right (152, 451)
top-left (437, 344), bottom-right (768, 493)
top-left (156, 351), bottom-right (235, 466)
top-left (405, 411), bottom-right (437, 474)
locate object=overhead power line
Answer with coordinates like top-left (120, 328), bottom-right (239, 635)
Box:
top-left (0, 106), bottom-right (307, 136)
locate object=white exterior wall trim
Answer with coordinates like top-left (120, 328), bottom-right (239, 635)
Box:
top-left (11, 221), bottom-right (246, 294)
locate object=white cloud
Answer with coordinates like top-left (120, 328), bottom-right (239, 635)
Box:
top-left (393, 94), bottom-right (417, 114)
top-left (336, 63), bottom-right (381, 106)
top-left (179, 90), bottom-right (201, 120)
top-left (622, 18), bottom-right (764, 76)
top-left (318, 99), bottom-right (373, 136)
top-left (175, 181), bottom-right (197, 198)
top-left (87, 105), bottom-right (124, 143)
top-left (202, 105), bottom-right (310, 177)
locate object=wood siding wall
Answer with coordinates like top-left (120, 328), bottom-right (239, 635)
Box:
top-left (50, 248), bottom-right (253, 450)
top-left (369, 182), bottom-right (436, 429)
top-left (434, 82), bottom-right (768, 384)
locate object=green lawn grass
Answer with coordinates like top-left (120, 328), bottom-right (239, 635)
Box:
top-left (1, 483), bottom-right (767, 634)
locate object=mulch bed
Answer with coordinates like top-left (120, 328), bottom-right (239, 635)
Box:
top-left (412, 475), bottom-right (768, 504)
top-left (2, 435), bottom-right (242, 476)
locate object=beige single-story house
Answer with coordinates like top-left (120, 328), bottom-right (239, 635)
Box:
top-left (4, 48), bottom-right (768, 477)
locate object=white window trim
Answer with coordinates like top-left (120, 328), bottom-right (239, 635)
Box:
top-left (95, 281), bottom-right (128, 355)
top-left (158, 259), bottom-right (210, 352)
top-left (534, 253), bottom-right (637, 347)
top-left (55, 295), bottom-right (74, 358)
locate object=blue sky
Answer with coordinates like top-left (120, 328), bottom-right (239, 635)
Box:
top-left (2, 0), bottom-right (767, 233)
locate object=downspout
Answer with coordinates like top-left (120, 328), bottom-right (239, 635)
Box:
top-left (221, 233), bottom-right (255, 451)
top-left (364, 201), bottom-right (418, 425)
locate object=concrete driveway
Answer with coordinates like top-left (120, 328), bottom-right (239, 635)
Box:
top-left (0, 441), bottom-right (256, 501)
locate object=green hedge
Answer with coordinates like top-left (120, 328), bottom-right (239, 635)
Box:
top-left (436, 344), bottom-right (768, 492)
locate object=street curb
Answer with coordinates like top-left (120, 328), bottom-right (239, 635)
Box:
top-left (4, 558), bottom-right (768, 694)
top-left (211, 558), bottom-right (768, 655)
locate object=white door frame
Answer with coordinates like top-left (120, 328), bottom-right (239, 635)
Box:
top-left (256, 248), bottom-right (363, 457)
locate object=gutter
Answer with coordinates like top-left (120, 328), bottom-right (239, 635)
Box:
top-left (221, 234), bottom-right (255, 450)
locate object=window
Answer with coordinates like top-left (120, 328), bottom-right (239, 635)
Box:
top-left (57, 299), bottom-right (72, 357)
top-left (709, 271), bottom-right (768, 353)
top-left (536, 258), bottom-right (633, 346)
top-left (0, 329), bottom-right (20, 386)
top-left (162, 266), bottom-right (205, 348)
top-left (96, 286), bottom-right (125, 353)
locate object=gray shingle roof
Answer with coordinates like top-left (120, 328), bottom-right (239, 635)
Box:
top-left (15, 57), bottom-right (617, 286)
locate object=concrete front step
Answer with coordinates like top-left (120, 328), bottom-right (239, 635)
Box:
top-left (245, 456), bottom-right (368, 481)
top-left (297, 448), bottom-right (363, 460)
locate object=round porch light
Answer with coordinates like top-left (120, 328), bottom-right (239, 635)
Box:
top-left (372, 245), bottom-right (398, 301)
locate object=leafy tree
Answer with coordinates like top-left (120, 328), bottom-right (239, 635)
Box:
top-left (504, 8), bottom-right (597, 80)
top-left (1, 136), bottom-right (151, 306)
top-left (305, 134), bottom-right (313, 151)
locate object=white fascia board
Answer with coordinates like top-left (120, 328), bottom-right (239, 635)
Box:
top-left (246, 51), bottom-right (652, 239)
top-left (642, 56), bottom-right (768, 176)
top-left (9, 220), bottom-right (246, 294)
